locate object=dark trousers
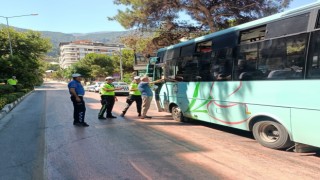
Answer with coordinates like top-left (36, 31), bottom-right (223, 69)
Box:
top-left (70, 96), bottom-right (86, 123)
top-left (98, 95), bottom-right (115, 117)
top-left (122, 95), bottom-right (142, 115)
top-left (12, 85), bottom-right (17, 91)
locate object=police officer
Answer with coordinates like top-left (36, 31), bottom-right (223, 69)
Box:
top-left (7, 76), bottom-right (18, 91)
top-left (68, 73), bottom-right (89, 127)
top-left (120, 76), bottom-right (142, 117)
top-left (98, 76), bottom-right (122, 119)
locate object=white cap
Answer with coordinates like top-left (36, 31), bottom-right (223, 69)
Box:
top-left (134, 76), bottom-right (140, 80)
top-left (72, 73), bottom-right (82, 77)
top-left (105, 76), bottom-right (114, 80)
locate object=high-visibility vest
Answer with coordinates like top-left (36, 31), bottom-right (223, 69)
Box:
top-left (130, 83), bottom-right (141, 95)
top-left (7, 78), bottom-right (17, 85)
top-left (101, 83), bottom-right (115, 96)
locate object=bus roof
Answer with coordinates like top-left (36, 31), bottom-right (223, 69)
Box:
top-left (158, 1), bottom-right (320, 52)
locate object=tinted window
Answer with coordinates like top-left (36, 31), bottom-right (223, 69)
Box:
top-left (307, 30), bottom-right (320, 79)
top-left (181, 44), bottom-right (195, 57)
top-left (164, 49), bottom-right (174, 60)
top-left (196, 40), bottom-right (212, 53)
top-left (164, 48), bottom-right (180, 60)
top-left (211, 48), bottom-right (233, 81)
top-left (262, 34), bottom-right (307, 80)
top-left (164, 60), bottom-right (176, 79)
top-left (157, 51), bottom-right (165, 63)
top-left (235, 43), bottom-right (264, 80)
top-left (213, 32), bottom-right (238, 49)
top-left (240, 26), bottom-right (266, 44)
top-left (266, 13), bottom-right (309, 39)
top-left (235, 33), bottom-right (307, 80)
top-left (176, 56), bottom-right (199, 82)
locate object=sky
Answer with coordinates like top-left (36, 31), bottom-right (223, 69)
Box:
top-left (0, 0), bottom-right (318, 34)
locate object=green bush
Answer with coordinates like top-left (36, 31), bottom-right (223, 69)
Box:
top-left (20, 88), bottom-right (31, 93)
top-left (0, 97), bottom-right (7, 110)
top-left (0, 90), bottom-right (30, 110)
top-left (4, 94), bottom-right (16, 104)
top-left (0, 85), bottom-right (14, 94)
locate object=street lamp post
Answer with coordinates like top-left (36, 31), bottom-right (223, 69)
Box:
top-left (0, 14), bottom-right (38, 56)
top-left (118, 44), bottom-right (124, 81)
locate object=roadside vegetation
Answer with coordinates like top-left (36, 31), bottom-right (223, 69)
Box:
top-left (48, 48), bottom-right (135, 84)
top-left (0, 28), bottom-right (52, 109)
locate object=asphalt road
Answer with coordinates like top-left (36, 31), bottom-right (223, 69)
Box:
top-left (0, 81), bottom-right (319, 180)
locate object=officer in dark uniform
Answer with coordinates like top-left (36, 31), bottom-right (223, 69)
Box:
top-left (120, 76), bottom-right (142, 117)
top-left (68, 73), bottom-right (89, 127)
top-left (98, 76), bottom-right (122, 119)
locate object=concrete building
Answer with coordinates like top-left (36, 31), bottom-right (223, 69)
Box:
top-left (59, 40), bottom-right (121, 69)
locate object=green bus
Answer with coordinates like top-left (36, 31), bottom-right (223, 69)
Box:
top-left (147, 2), bottom-right (320, 152)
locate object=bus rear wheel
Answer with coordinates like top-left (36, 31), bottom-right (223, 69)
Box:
top-left (252, 120), bottom-right (293, 150)
top-left (171, 105), bottom-right (184, 122)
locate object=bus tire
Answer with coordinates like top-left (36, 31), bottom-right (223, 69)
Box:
top-left (171, 105), bottom-right (184, 122)
top-left (252, 120), bottom-right (293, 150)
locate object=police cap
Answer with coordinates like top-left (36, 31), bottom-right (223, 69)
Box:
top-left (72, 73), bottom-right (82, 77)
top-left (105, 76), bottom-right (114, 80)
top-left (134, 76), bottom-right (140, 80)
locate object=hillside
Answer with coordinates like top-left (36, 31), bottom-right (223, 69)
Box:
top-left (42, 31), bottom-right (130, 57)
top-left (0, 24), bottom-right (130, 58)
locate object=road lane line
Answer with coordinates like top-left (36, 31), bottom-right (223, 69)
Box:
top-left (129, 159), bottom-right (152, 180)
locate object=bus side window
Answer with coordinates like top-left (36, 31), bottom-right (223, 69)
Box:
top-left (235, 43), bottom-right (263, 80)
top-left (307, 31), bottom-right (320, 79)
top-left (198, 52), bottom-right (213, 81)
top-left (260, 34), bottom-right (307, 80)
top-left (211, 48), bottom-right (232, 81)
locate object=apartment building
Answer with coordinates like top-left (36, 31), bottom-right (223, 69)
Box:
top-left (59, 40), bottom-right (121, 69)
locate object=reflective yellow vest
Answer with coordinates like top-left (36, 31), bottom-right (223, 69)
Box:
top-left (101, 83), bottom-right (115, 96)
top-left (130, 82), bottom-right (141, 95)
top-left (7, 78), bottom-right (17, 85)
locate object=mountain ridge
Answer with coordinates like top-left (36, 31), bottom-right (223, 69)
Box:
top-left (0, 24), bottom-right (130, 58)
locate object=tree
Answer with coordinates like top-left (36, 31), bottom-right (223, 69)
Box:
top-left (112, 48), bottom-right (135, 73)
top-left (77, 53), bottom-right (116, 79)
top-left (120, 31), bottom-right (157, 56)
top-left (110, 0), bottom-right (292, 49)
top-left (44, 63), bottom-right (60, 71)
top-left (51, 69), bottom-right (65, 80)
top-left (0, 28), bottom-right (52, 87)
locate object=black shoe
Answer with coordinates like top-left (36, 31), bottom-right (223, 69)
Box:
top-left (138, 114), bottom-right (141, 117)
top-left (81, 122), bottom-right (89, 127)
top-left (73, 122), bottom-right (82, 126)
top-left (107, 115), bottom-right (117, 118)
top-left (98, 116), bottom-right (107, 120)
top-left (144, 116), bottom-right (152, 119)
top-left (120, 113), bottom-right (124, 117)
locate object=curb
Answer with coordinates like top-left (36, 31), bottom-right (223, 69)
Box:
top-left (0, 91), bottom-right (33, 120)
